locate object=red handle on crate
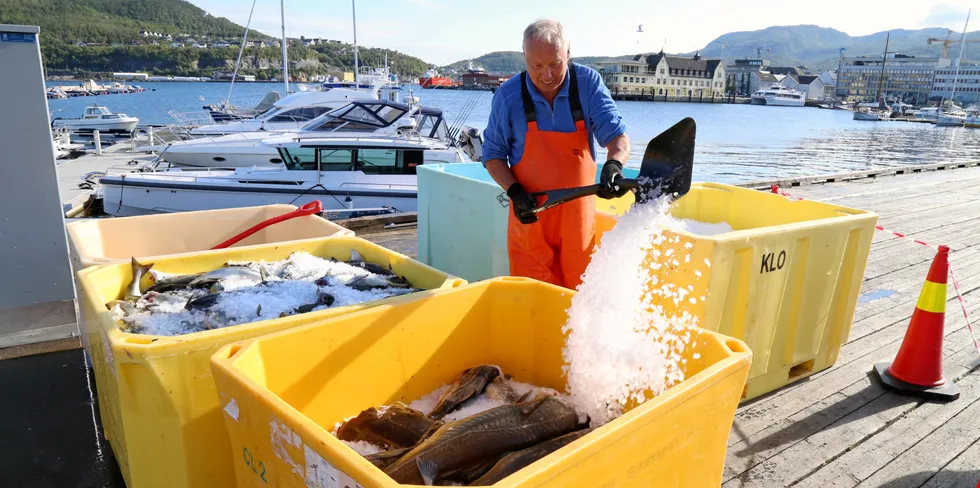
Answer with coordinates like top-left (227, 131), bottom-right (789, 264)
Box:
top-left (210, 201), bottom-right (323, 250)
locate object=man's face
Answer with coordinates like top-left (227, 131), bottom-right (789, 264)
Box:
top-left (523, 38), bottom-right (569, 96)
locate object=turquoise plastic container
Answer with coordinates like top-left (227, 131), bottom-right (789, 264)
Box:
top-left (416, 162), bottom-right (639, 282)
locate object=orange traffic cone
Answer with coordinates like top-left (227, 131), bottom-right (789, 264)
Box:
top-left (873, 245), bottom-right (960, 401)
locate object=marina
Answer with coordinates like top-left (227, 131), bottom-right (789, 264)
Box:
top-left (9, 2), bottom-right (980, 486)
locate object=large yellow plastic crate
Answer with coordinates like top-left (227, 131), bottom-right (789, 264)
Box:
top-left (210, 277), bottom-right (752, 487)
top-left (76, 236), bottom-right (465, 488)
top-left (595, 182), bottom-right (877, 401)
top-left (66, 203), bottom-right (354, 366)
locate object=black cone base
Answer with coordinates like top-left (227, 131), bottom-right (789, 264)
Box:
top-left (872, 362), bottom-right (960, 402)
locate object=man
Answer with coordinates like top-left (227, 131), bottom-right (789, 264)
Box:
top-left (482, 18), bottom-right (632, 290)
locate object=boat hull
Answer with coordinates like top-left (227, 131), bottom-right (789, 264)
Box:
top-left (936, 115), bottom-right (966, 127)
top-left (750, 96), bottom-right (804, 107)
top-left (52, 118), bottom-right (139, 133)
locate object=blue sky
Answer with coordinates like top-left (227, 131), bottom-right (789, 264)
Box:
top-left (194, 0), bottom-right (977, 65)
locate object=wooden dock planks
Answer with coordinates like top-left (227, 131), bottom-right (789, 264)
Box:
top-left (354, 164), bottom-right (980, 487)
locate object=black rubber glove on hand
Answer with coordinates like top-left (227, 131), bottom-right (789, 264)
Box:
top-left (598, 159), bottom-right (629, 199)
top-left (507, 183), bottom-right (538, 224)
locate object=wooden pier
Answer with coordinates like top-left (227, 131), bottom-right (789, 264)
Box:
top-left (6, 160), bottom-right (980, 486)
top-left (351, 163), bottom-right (980, 487)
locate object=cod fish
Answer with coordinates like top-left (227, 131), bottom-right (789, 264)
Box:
top-left (145, 271), bottom-right (204, 293)
top-left (188, 266), bottom-right (265, 288)
top-left (483, 375), bottom-right (523, 404)
top-left (365, 447), bottom-right (411, 470)
top-left (346, 274), bottom-right (411, 292)
top-left (349, 249), bottom-right (395, 276)
top-left (383, 395), bottom-right (580, 485)
top-left (126, 258), bottom-right (154, 301)
top-left (338, 403), bottom-right (442, 450)
top-left (470, 428), bottom-right (593, 486)
top-left (428, 365), bottom-right (501, 420)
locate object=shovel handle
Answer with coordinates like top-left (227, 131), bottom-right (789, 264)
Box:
top-left (525, 179), bottom-right (641, 216)
top-left (211, 200), bottom-right (323, 250)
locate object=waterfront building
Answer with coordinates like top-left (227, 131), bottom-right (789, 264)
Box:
top-left (930, 66), bottom-right (980, 105)
top-left (596, 50), bottom-right (727, 98)
top-left (726, 58), bottom-right (770, 96)
top-left (749, 71), bottom-right (780, 94)
top-left (835, 53), bottom-right (937, 105)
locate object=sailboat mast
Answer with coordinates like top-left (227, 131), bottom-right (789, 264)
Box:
top-left (876, 32), bottom-right (889, 103)
top-left (352, 0), bottom-right (359, 87)
top-left (950, 9), bottom-right (971, 107)
top-left (281, 0), bottom-right (289, 94)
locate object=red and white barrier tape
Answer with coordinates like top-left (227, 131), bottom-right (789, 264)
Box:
top-left (770, 184), bottom-right (980, 355)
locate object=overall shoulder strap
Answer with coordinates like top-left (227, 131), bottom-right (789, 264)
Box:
top-left (568, 63), bottom-right (584, 122)
top-left (519, 71), bottom-right (536, 123)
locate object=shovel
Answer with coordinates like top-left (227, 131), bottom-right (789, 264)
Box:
top-left (518, 117), bottom-right (696, 219)
top-left (210, 200), bottom-right (323, 250)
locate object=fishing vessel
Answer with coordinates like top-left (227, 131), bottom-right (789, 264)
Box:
top-left (152, 98), bottom-right (452, 169)
top-left (97, 134), bottom-right (472, 217)
top-left (749, 84), bottom-right (806, 106)
top-left (419, 69), bottom-right (455, 89)
top-left (50, 105), bottom-right (139, 134)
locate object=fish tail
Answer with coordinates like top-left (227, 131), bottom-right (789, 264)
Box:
top-left (415, 456), bottom-right (439, 486)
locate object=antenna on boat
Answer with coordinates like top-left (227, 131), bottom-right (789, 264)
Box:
top-left (281, 0), bottom-right (289, 95)
top-left (226, 0), bottom-right (258, 108)
top-left (352, 0), bottom-right (359, 88)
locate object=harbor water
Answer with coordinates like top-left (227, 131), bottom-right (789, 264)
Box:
top-left (47, 81), bottom-right (980, 184)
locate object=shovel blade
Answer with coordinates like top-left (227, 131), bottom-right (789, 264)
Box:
top-left (635, 116), bottom-right (696, 202)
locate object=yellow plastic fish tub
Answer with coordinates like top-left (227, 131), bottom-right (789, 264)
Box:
top-left (210, 277), bottom-right (752, 487)
top-left (75, 236), bottom-right (465, 488)
top-left (66, 203), bottom-right (354, 367)
top-left (595, 182), bottom-right (877, 401)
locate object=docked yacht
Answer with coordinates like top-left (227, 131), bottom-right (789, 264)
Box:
top-left (750, 84), bottom-right (806, 107)
top-left (853, 107), bottom-right (891, 121)
top-left (912, 107), bottom-right (940, 122)
top-left (181, 87), bottom-right (379, 137)
top-left (936, 110), bottom-right (967, 127)
top-left (153, 99), bottom-right (452, 168)
top-left (51, 105), bottom-right (139, 134)
top-left (97, 132), bottom-right (472, 217)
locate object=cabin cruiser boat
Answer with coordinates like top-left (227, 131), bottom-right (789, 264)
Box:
top-left (853, 107), bottom-right (891, 121)
top-left (181, 86), bottom-right (380, 137)
top-left (203, 91), bottom-right (282, 123)
top-left (750, 84), bottom-right (806, 107)
top-left (97, 132), bottom-right (472, 217)
top-left (912, 107), bottom-right (940, 122)
top-left (151, 99), bottom-right (453, 168)
top-left (936, 110), bottom-right (967, 127)
top-left (51, 105), bottom-right (139, 134)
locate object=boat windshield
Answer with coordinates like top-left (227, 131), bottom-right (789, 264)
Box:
top-left (302, 101), bottom-right (409, 132)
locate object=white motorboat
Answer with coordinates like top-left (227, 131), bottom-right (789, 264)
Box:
top-left (97, 133), bottom-right (472, 217)
top-left (154, 99), bottom-right (453, 169)
top-left (51, 105), bottom-right (139, 134)
top-left (936, 111), bottom-right (967, 127)
top-left (750, 84), bottom-right (806, 107)
top-left (180, 87), bottom-right (380, 137)
top-left (912, 107), bottom-right (940, 122)
top-left (853, 107), bottom-right (892, 121)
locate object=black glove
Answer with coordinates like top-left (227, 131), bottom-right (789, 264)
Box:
top-left (598, 160), bottom-right (629, 199)
top-left (507, 183), bottom-right (538, 224)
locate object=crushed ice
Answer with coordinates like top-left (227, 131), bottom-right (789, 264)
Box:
top-left (561, 193), bottom-right (709, 426)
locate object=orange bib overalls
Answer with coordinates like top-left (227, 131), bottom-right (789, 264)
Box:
top-left (507, 68), bottom-right (597, 291)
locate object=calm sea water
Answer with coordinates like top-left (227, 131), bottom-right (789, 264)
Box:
top-left (46, 81), bottom-right (980, 184)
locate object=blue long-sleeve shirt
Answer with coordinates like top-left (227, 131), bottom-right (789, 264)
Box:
top-left (482, 63), bottom-right (627, 168)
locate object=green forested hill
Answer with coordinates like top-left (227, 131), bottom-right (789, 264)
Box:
top-left (0, 0), bottom-right (432, 78)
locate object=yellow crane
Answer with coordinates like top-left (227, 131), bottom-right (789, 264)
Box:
top-left (927, 29), bottom-right (980, 61)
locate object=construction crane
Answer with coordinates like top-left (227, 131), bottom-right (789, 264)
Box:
top-left (927, 29), bottom-right (980, 61)
top-left (722, 43), bottom-right (771, 59)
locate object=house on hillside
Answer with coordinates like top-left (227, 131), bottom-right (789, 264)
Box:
top-left (213, 41), bottom-right (232, 48)
top-left (595, 50), bottom-right (726, 97)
